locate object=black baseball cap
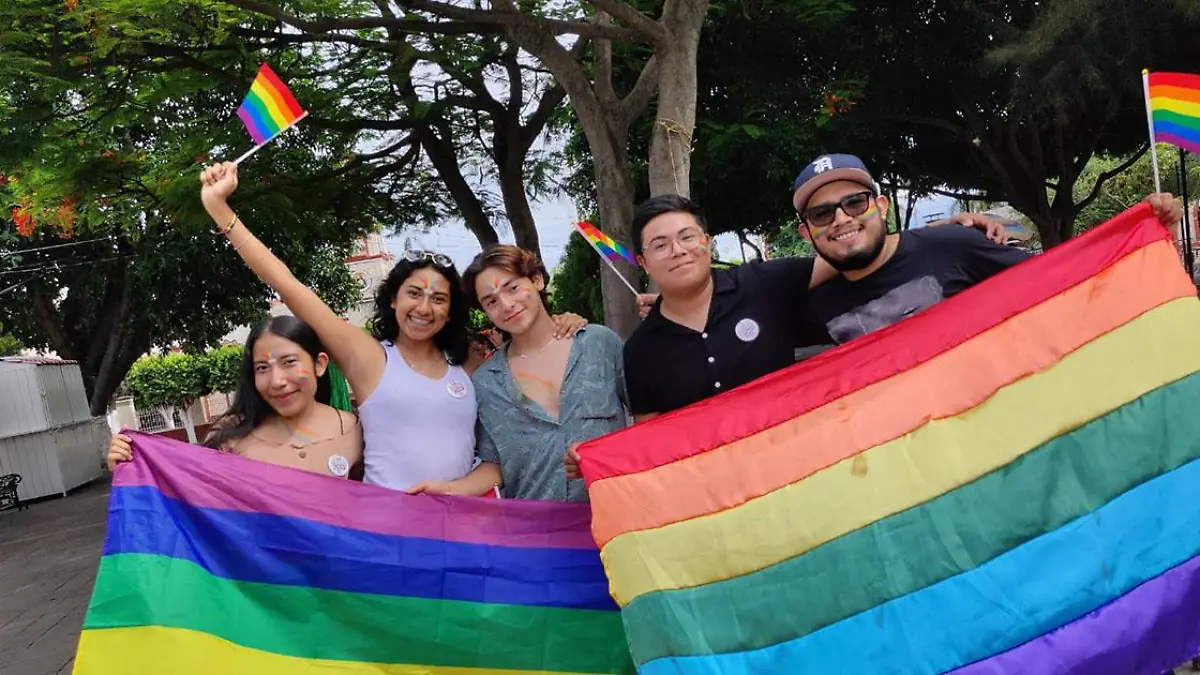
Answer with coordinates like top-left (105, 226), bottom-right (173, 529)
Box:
top-left (792, 154), bottom-right (878, 214)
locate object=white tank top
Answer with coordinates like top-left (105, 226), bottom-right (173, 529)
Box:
top-left (357, 342), bottom-right (478, 491)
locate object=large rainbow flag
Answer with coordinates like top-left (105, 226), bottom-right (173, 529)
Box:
top-left (73, 433), bottom-right (634, 674)
top-left (579, 204), bottom-right (1200, 673)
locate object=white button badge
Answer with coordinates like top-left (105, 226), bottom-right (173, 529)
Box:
top-left (735, 318), bottom-right (760, 342)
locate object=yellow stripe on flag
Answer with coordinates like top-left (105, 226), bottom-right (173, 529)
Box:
top-left (600, 298), bottom-right (1200, 606)
top-left (1150, 96), bottom-right (1200, 120)
top-left (250, 79), bottom-right (293, 129)
top-left (74, 626), bottom-right (596, 675)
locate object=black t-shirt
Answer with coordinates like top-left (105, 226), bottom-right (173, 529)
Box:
top-left (624, 257), bottom-right (815, 416)
top-left (809, 227), bottom-right (1031, 344)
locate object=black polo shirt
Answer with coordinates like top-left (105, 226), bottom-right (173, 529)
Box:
top-left (624, 258), bottom-right (816, 416)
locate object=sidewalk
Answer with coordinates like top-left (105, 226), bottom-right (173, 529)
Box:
top-left (0, 481), bottom-right (108, 675)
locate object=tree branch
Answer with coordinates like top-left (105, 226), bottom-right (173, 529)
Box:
top-left (226, 0), bottom-right (504, 35)
top-left (583, 0), bottom-right (667, 44)
top-left (414, 125), bottom-right (501, 248)
top-left (501, 44), bottom-right (524, 117)
top-left (225, 0), bottom-right (649, 42)
top-left (930, 186), bottom-right (1004, 202)
top-left (615, 53), bottom-right (659, 128)
top-left (594, 13), bottom-right (617, 106)
top-left (520, 80), bottom-right (567, 155)
top-left (1075, 144), bottom-right (1149, 213)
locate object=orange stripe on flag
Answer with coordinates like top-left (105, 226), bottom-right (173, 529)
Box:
top-left (257, 64), bottom-right (304, 120)
top-left (586, 241), bottom-right (1194, 547)
top-left (1149, 85), bottom-right (1200, 107)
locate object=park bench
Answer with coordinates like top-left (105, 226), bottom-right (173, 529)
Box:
top-left (0, 474), bottom-right (25, 512)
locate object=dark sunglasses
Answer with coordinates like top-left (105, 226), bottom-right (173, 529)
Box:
top-left (801, 191), bottom-right (877, 228)
top-left (403, 249), bottom-right (454, 268)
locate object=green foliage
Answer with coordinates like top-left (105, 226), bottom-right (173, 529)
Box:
top-left (765, 223), bottom-right (814, 260)
top-left (205, 344), bottom-right (243, 395)
top-left (1073, 149), bottom-right (1200, 235)
top-left (0, 330), bottom-right (22, 357)
top-left (809, 0), bottom-right (1200, 245)
top-left (0, 0), bottom-right (393, 412)
top-left (559, 0), bottom-right (855, 238)
top-left (548, 232), bottom-right (605, 323)
top-left (468, 309), bottom-right (493, 333)
top-left (125, 351), bottom-right (211, 410)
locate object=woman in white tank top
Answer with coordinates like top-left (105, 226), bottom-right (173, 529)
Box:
top-left (198, 162), bottom-right (583, 494)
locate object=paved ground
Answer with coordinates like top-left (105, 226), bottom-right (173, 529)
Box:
top-left (0, 481), bottom-right (108, 675)
top-left (1, 479), bottom-right (1198, 675)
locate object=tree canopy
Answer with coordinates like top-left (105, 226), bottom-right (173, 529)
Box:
top-left (808, 0), bottom-right (1200, 246)
top-left (0, 0), bottom-right (393, 414)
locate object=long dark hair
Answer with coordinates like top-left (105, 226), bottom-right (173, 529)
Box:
top-left (369, 256), bottom-right (470, 365)
top-left (204, 315), bottom-right (333, 450)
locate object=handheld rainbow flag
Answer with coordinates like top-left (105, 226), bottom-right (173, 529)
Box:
top-left (233, 64), bottom-right (308, 165)
top-left (574, 221), bottom-right (640, 296)
top-left (73, 433), bottom-right (633, 675)
top-left (576, 221), bottom-right (638, 267)
top-left (580, 205), bottom-right (1200, 674)
top-left (1142, 69), bottom-right (1200, 192)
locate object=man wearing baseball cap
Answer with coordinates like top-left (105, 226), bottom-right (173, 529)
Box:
top-left (792, 153), bottom-right (1182, 344)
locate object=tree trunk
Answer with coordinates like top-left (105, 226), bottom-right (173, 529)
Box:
top-left (416, 125), bottom-right (501, 251)
top-left (647, 0), bottom-right (707, 197)
top-left (496, 141), bottom-right (542, 257)
top-left (594, 156), bottom-right (641, 338)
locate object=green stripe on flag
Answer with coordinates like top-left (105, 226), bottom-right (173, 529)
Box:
top-left (622, 369), bottom-right (1200, 666)
top-left (84, 553), bottom-right (633, 673)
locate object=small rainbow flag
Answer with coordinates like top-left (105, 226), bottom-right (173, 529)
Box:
top-left (73, 433), bottom-right (633, 675)
top-left (237, 63), bottom-right (306, 146)
top-left (1148, 71), bottom-right (1200, 154)
top-left (576, 221), bottom-right (638, 267)
top-left (580, 205), bottom-right (1200, 673)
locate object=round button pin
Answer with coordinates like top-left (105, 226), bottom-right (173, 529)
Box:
top-left (735, 318), bottom-right (760, 342)
top-left (447, 380), bottom-right (468, 398)
top-left (328, 454), bottom-right (350, 477)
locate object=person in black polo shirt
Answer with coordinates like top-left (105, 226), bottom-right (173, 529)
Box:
top-left (793, 154), bottom-right (1183, 344)
top-left (622, 195), bottom-right (834, 422)
top-left (622, 194), bottom-right (1018, 421)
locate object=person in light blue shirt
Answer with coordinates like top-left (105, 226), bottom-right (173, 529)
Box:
top-left (463, 245), bottom-right (629, 502)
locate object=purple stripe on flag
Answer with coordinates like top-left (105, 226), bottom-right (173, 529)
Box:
top-left (952, 553), bottom-right (1200, 675)
top-left (1157, 131), bottom-right (1200, 156)
top-left (236, 105), bottom-right (266, 145)
top-left (114, 432), bottom-right (598, 550)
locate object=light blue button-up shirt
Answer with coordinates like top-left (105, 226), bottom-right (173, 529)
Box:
top-left (473, 325), bottom-right (629, 501)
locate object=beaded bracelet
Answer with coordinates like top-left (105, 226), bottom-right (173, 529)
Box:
top-left (212, 213), bottom-right (239, 236)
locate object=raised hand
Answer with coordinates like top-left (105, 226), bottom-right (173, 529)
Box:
top-left (199, 162), bottom-right (240, 207)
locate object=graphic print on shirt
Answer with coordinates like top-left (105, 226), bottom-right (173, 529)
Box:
top-left (825, 275), bottom-right (945, 344)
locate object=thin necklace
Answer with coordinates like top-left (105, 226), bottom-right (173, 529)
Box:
top-left (512, 336), bottom-right (558, 360)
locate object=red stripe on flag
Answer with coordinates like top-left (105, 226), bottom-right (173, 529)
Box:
top-left (256, 63), bottom-right (305, 119)
top-left (1148, 72), bottom-right (1200, 93)
top-left (579, 205), bottom-right (1171, 483)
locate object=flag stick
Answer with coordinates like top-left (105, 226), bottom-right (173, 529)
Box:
top-left (233, 111), bottom-right (310, 166)
top-left (573, 222), bottom-right (641, 296)
top-left (1142, 69), bottom-right (1162, 193)
top-left (596, 250), bottom-right (641, 296)
top-left (1179, 147), bottom-right (1193, 277)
